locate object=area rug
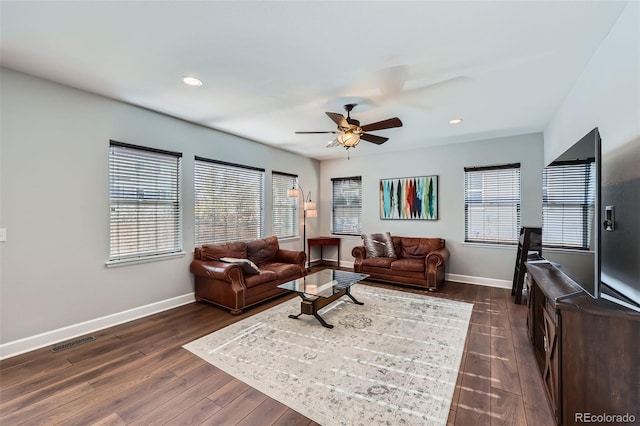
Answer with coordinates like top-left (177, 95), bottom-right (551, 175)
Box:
top-left (184, 285), bottom-right (473, 426)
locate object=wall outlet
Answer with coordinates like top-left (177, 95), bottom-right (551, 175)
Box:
top-left (0, 228), bottom-right (6, 242)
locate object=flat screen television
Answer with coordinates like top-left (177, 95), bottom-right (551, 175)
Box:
top-left (548, 127), bottom-right (640, 313)
top-left (543, 128), bottom-right (602, 298)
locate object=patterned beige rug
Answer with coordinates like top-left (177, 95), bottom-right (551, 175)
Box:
top-left (184, 284), bottom-right (473, 426)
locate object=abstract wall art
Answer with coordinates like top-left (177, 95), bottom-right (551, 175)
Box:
top-left (380, 175), bottom-right (438, 220)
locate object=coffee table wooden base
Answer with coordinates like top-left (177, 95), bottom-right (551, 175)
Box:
top-left (288, 286), bottom-right (363, 329)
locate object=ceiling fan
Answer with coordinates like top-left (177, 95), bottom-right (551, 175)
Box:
top-left (295, 104), bottom-right (403, 150)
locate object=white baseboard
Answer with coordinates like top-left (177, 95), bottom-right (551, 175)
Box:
top-left (341, 260), bottom-right (355, 268)
top-left (445, 273), bottom-right (512, 289)
top-left (0, 293), bottom-right (195, 360)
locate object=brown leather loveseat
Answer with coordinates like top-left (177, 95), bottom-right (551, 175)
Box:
top-left (352, 235), bottom-right (449, 291)
top-left (190, 236), bottom-right (306, 314)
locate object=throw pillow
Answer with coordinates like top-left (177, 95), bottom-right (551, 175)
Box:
top-left (361, 232), bottom-right (397, 258)
top-left (220, 257), bottom-right (261, 275)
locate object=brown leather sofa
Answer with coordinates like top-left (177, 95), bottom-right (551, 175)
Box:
top-left (190, 236), bottom-right (306, 314)
top-left (352, 236), bottom-right (449, 291)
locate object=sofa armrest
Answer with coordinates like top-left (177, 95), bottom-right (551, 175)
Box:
top-left (190, 259), bottom-right (243, 281)
top-left (190, 259), bottom-right (247, 313)
top-left (426, 247), bottom-right (449, 267)
top-left (274, 249), bottom-right (306, 268)
top-left (352, 246), bottom-right (366, 260)
top-left (352, 246), bottom-right (366, 273)
top-left (425, 248), bottom-right (450, 288)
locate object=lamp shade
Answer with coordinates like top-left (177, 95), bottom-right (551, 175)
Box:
top-left (304, 201), bottom-right (317, 211)
top-left (306, 209), bottom-right (318, 218)
top-left (287, 188), bottom-right (300, 198)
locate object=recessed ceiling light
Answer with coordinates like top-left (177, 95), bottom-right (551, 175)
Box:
top-left (182, 76), bottom-right (203, 87)
top-left (449, 118), bottom-right (463, 125)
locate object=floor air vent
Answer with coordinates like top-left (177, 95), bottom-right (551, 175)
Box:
top-left (51, 336), bottom-right (96, 352)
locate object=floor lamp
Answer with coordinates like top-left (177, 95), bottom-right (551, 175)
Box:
top-left (288, 181), bottom-right (317, 271)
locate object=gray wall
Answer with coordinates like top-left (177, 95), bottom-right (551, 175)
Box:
top-left (543, 1), bottom-right (639, 292)
top-left (319, 133), bottom-right (544, 285)
top-left (0, 69), bottom-right (319, 348)
top-left (545, 1), bottom-right (639, 162)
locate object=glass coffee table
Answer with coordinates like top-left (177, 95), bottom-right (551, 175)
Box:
top-left (278, 269), bottom-right (369, 329)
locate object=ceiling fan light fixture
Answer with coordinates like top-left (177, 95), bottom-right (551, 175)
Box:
top-left (337, 132), bottom-right (360, 148)
top-left (182, 76), bottom-right (203, 86)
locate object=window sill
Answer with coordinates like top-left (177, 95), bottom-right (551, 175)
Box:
top-left (461, 242), bottom-right (517, 250)
top-left (330, 234), bottom-right (361, 238)
top-left (277, 236), bottom-right (300, 243)
top-left (106, 251), bottom-right (187, 268)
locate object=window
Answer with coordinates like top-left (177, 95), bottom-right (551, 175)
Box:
top-left (331, 176), bottom-right (362, 235)
top-left (109, 141), bottom-right (182, 261)
top-left (272, 171), bottom-right (298, 239)
top-left (194, 157), bottom-right (264, 245)
top-left (464, 164), bottom-right (521, 244)
top-left (542, 160), bottom-right (595, 249)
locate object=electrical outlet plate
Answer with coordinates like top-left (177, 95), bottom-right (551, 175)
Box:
top-left (0, 228), bottom-right (6, 242)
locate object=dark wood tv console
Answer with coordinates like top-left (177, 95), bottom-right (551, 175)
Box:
top-left (525, 262), bottom-right (639, 426)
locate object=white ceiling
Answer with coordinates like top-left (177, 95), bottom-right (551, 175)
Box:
top-left (0, 1), bottom-right (629, 160)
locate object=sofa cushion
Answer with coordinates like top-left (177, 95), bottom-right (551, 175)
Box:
top-left (362, 257), bottom-right (395, 268)
top-left (390, 258), bottom-right (425, 272)
top-left (201, 242), bottom-right (247, 260)
top-left (400, 237), bottom-right (441, 259)
top-left (244, 270), bottom-right (278, 288)
top-left (220, 257), bottom-right (260, 275)
top-left (362, 232), bottom-right (396, 258)
top-left (247, 236), bottom-right (279, 266)
top-left (261, 262), bottom-right (301, 279)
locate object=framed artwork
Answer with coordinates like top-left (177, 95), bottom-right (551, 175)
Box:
top-left (380, 175), bottom-right (438, 220)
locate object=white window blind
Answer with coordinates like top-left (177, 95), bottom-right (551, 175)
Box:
top-left (109, 141), bottom-right (182, 261)
top-left (272, 172), bottom-right (298, 239)
top-left (542, 160), bottom-right (595, 249)
top-left (331, 176), bottom-right (362, 235)
top-left (464, 164), bottom-right (521, 244)
top-left (194, 157), bottom-right (264, 245)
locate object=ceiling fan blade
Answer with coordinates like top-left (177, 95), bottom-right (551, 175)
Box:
top-left (360, 133), bottom-right (389, 145)
top-left (361, 117), bottom-right (403, 132)
top-left (399, 75), bottom-right (470, 98)
top-left (376, 65), bottom-right (410, 98)
top-left (325, 112), bottom-right (349, 129)
top-left (295, 131), bottom-right (338, 134)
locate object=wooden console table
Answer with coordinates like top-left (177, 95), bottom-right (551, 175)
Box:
top-left (525, 262), bottom-right (639, 425)
top-left (307, 237), bottom-right (341, 269)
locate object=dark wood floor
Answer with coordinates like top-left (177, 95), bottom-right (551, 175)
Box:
top-left (0, 270), bottom-right (555, 425)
